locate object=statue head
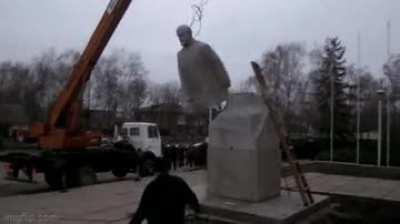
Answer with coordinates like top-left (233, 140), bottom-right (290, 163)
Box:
top-left (176, 25), bottom-right (193, 48)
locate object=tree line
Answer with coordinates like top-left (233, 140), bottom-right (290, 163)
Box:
top-left (1, 37), bottom-right (400, 147)
top-left (240, 37), bottom-right (400, 149)
top-left (0, 48), bottom-right (182, 126)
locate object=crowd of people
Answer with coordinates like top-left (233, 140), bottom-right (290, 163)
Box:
top-left (162, 142), bottom-right (207, 171)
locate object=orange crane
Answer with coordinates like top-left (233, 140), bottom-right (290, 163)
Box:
top-left (0, 0), bottom-right (157, 189)
top-left (30, 0), bottom-right (132, 150)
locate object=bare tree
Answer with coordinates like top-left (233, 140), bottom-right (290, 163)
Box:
top-left (242, 43), bottom-right (308, 131)
top-left (0, 61), bottom-right (30, 104)
top-left (237, 43), bottom-right (310, 136)
top-left (383, 54), bottom-right (400, 148)
top-left (0, 48), bottom-right (147, 129)
top-left (93, 49), bottom-right (148, 125)
top-left (238, 76), bottom-right (257, 93)
top-left (383, 54), bottom-right (400, 100)
top-left (119, 78), bottom-right (148, 120)
top-left (0, 49), bottom-right (80, 122)
top-left (0, 61), bottom-right (43, 122)
top-left (29, 49), bottom-right (80, 117)
top-left (148, 81), bottom-right (182, 106)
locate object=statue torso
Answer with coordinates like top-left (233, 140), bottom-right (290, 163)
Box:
top-left (178, 40), bottom-right (229, 111)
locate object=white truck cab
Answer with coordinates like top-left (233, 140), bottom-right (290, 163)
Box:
top-left (114, 122), bottom-right (162, 157)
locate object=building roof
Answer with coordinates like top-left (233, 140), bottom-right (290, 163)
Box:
top-left (122, 122), bottom-right (157, 126)
top-left (140, 103), bottom-right (183, 113)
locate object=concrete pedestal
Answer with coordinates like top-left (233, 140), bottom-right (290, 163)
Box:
top-left (201, 191), bottom-right (330, 224)
top-left (208, 93), bottom-right (280, 202)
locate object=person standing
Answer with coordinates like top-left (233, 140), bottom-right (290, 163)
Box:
top-left (129, 158), bottom-right (200, 224)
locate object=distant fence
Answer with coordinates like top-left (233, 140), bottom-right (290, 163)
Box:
top-left (290, 138), bottom-right (400, 167)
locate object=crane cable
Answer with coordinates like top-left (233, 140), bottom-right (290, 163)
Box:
top-left (189, 0), bottom-right (209, 37)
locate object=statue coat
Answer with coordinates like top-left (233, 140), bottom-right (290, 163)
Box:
top-left (177, 40), bottom-right (230, 111)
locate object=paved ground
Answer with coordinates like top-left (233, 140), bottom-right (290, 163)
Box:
top-left (2, 163), bottom-right (400, 224)
top-left (283, 172), bottom-right (400, 202)
top-left (0, 165), bottom-right (206, 224)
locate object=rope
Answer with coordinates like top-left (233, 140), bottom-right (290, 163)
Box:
top-left (189, 0), bottom-right (209, 37)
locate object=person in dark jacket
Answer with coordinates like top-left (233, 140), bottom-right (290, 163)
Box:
top-left (129, 158), bottom-right (200, 224)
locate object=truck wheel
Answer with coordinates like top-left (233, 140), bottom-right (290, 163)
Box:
top-left (45, 170), bottom-right (63, 190)
top-left (112, 168), bottom-right (128, 178)
top-left (65, 166), bottom-right (97, 187)
top-left (77, 166), bottom-right (97, 186)
top-left (139, 158), bottom-right (155, 177)
top-left (11, 167), bottom-right (19, 179)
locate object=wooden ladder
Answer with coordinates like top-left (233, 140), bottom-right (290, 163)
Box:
top-left (251, 61), bottom-right (314, 206)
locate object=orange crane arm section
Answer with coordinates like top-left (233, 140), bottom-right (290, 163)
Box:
top-left (49, 0), bottom-right (132, 129)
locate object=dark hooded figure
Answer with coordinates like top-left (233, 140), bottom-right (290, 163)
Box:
top-left (176, 25), bottom-right (231, 112)
top-left (129, 158), bottom-right (199, 224)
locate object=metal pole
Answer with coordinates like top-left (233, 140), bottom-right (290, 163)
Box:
top-left (378, 99), bottom-right (382, 167)
top-left (387, 93), bottom-right (390, 166)
top-left (356, 32), bottom-right (361, 164)
top-left (386, 20), bottom-right (391, 167)
top-left (356, 78), bottom-right (360, 164)
top-left (330, 66), bottom-right (334, 162)
top-left (387, 20), bottom-right (391, 58)
top-left (209, 108), bottom-right (213, 124)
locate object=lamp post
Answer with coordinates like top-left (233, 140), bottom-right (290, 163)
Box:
top-left (386, 87), bottom-right (391, 167)
top-left (356, 76), bottom-right (360, 164)
top-left (377, 89), bottom-right (385, 167)
top-left (356, 32), bottom-right (361, 164)
top-left (386, 20), bottom-right (391, 167)
top-left (330, 65), bottom-right (334, 162)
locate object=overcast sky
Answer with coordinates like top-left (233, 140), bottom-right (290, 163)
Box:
top-left (0, 0), bottom-right (399, 87)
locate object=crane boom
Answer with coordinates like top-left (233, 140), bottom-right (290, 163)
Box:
top-left (51, 0), bottom-right (132, 128)
top-left (31, 0), bottom-right (132, 150)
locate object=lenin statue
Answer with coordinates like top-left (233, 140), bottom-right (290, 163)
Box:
top-left (176, 25), bottom-right (231, 112)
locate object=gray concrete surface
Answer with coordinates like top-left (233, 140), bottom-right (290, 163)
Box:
top-left (2, 161), bottom-right (400, 224)
top-left (289, 161), bottom-right (400, 180)
top-left (208, 93), bottom-right (280, 202)
top-left (202, 192), bottom-right (329, 224)
top-left (0, 164), bottom-right (206, 224)
top-left (295, 172), bottom-right (400, 202)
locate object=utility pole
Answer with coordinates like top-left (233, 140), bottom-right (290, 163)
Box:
top-left (356, 32), bottom-right (361, 164)
top-left (377, 89), bottom-right (384, 167)
top-left (330, 63), bottom-right (334, 162)
top-left (387, 20), bottom-right (391, 58)
top-left (209, 108), bottom-right (213, 124)
top-left (386, 20), bottom-right (391, 167)
top-left (377, 98), bottom-right (382, 167)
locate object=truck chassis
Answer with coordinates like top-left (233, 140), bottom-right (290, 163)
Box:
top-left (0, 142), bottom-right (156, 189)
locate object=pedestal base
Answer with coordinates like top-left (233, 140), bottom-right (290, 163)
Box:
top-left (201, 191), bottom-right (330, 224)
top-left (208, 93), bottom-right (280, 202)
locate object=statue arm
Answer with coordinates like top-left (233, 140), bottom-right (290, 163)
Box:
top-left (177, 52), bottom-right (186, 92)
top-left (203, 44), bottom-right (231, 89)
top-left (177, 52), bottom-right (192, 103)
